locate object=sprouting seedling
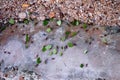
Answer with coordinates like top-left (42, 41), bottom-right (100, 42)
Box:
top-left (25, 34), bottom-right (30, 44)
top-left (46, 28), bottom-right (52, 33)
top-left (65, 31), bottom-right (71, 38)
top-left (60, 52), bottom-right (63, 56)
top-left (42, 46), bottom-right (47, 52)
top-left (45, 45), bottom-right (52, 50)
top-left (24, 19), bottom-right (29, 24)
top-left (52, 48), bottom-right (57, 54)
top-left (49, 51), bottom-right (53, 56)
top-left (80, 64), bottom-right (84, 68)
top-left (43, 19), bottom-right (49, 26)
top-left (67, 42), bottom-right (74, 47)
top-left (82, 23), bottom-right (87, 29)
top-left (84, 49), bottom-right (88, 54)
top-left (42, 44), bottom-right (52, 52)
top-left (57, 20), bottom-right (62, 26)
top-left (0, 26), bottom-right (6, 32)
top-left (101, 38), bottom-right (108, 44)
top-left (36, 57), bottom-right (41, 64)
top-left (71, 20), bottom-right (80, 26)
top-left (9, 18), bottom-right (15, 24)
top-left (71, 32), bottom-right (77, 37)
top-left (60, 36), bottom-right (66, 41)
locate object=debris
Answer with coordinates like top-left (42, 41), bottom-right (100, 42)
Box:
top-left (18, 12), bottom-right (27, 19)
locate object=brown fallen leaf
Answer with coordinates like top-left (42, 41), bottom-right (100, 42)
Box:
top-left (22, 3), bottom-right (30, 8)
top-left (49, 11), bottom-right (55, 18)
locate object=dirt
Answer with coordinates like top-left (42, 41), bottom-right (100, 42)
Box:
top-left (0, 0), bottom-right (120, 26)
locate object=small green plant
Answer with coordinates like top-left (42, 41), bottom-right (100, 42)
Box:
top-left (43, 19), bottom-right (49, 26)
top-left (46, 28), bottom-right (52, 33)
top-left (57, 20), bottom-right (62, 26)
top-left (45, 45), bottom-right (52, 50)
top-left (101, 38), bottom-right (108, 44)
top-left (71, 20), bottom-right (80, 26)
top-left (80, 64), bottom-right (84, 68)
top-left (42, 45), bottom-right (52, 52)
top-left (67, 42), bottom-right (74, 47)
top-left (0, 26), bottom-right (6, 32)
top-left (9, 18), bottom-right (15, 24)
top-left (42, 46), bottom-right (47, 52)
top-left (36, 57), bottom-right (41, 64)
top-left (24, 19), bottom-right (29, 24)
top-left (60, 52), bottom-right (63, 56)
top-left (60, 36), bottom-right (66, 41)
top-left (65, 31), bottom-right (71, 38)
top-left (25, 34), bottom-right (30, 44)
top-left (49, 51), bottom-right (53, 56)
top-left (52, 49), bottom-right (57, 54)
top-left (82, 23), bottom-right (87, 29)
top-left (71, 32), bottom-right (77, 37)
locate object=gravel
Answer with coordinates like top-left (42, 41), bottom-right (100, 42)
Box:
top-left (0, 0), bottom-right (120, 26)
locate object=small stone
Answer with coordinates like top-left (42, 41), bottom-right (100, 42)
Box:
top-left (37, 16), bottom-right (45, 21)
top-left (19, 76), bottom-right (24, 80)
top-left (49, 11), bottom-right (55, 18)
top-left (1, 78), bottom-right (5, 80)
top-left (18, 12), bottom-right (27, 19)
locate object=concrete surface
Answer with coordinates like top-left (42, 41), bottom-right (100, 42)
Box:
top-left (0, 21), bottom-right (120, 80)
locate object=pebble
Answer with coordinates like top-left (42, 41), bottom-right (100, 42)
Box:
top-left (1, 78), bottom-right (5, 80)
top-left (18, 12), bottom-right (27, 19)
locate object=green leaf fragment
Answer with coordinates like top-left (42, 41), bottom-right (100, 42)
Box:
top-left (57, 20), bottom-right (62, 26)
top-left (9, 18), bottom-right (15, 24)
top-left (67, 42), bottom-right (74, 47)
top-left (43, 19), bottom-right (49, 26)
top-left (80, 64), bottom-right (84, 68)
top-left (83, 23), bottom-right (87, 29)
top-left (36, 57), bottom-right (41, 64)
top-left (46, 28), bottom-right (52, 33)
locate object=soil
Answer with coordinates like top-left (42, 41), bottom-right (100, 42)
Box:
top-left (0, 0), bottom-right (120, 26)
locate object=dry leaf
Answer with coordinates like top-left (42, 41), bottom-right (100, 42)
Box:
top-left (22, 3), bottom-right (30, 8)
top-left (49, 12), bottom-right (55, 18)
